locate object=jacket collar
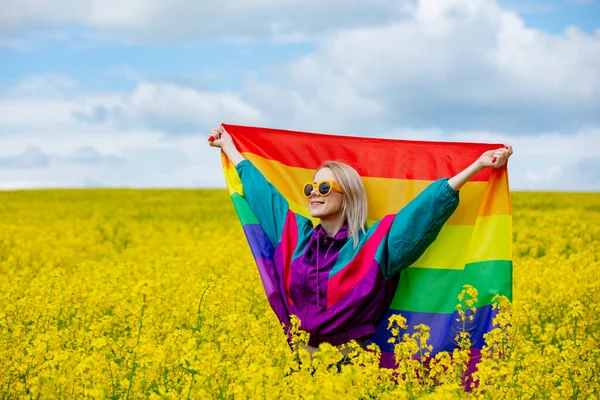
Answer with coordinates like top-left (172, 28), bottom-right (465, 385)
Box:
top-left (314, 223), bottom-right (349, 241)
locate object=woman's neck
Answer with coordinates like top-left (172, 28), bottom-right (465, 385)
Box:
top-left (319, 215), bottom-right (346, 238)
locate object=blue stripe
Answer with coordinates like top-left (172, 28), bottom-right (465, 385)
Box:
top-left (366, 304), bottom-right (498, 355)
top-left (243, 224), bottom-right (275, 261)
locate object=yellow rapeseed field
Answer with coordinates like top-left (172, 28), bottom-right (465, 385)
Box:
top-left (0, 189), bottom-right (598, 399)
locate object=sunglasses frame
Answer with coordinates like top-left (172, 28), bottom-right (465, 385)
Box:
top-left (303, 180), bottom-right (343, 198)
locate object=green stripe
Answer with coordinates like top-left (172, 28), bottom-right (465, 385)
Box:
top-left (231, 193), bottom-right (259, 225)
top-left (391, 260), bottom-right (512, 314)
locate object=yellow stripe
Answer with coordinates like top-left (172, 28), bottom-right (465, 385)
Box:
top-left (465, 214), bottom-right (513, 265)
top-left (243, 153), bottom-right (510, 225)
top-left (409, 215), bottom-right (512, 270)
top-left (287, 214), bottom-right (512, 270)
top-left (223, 154), bottom-right (244, 196)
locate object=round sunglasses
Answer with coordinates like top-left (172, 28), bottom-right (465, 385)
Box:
top-left (303, 180), bottom-right (343, 198)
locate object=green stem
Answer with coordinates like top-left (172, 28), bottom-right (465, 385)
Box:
top-left (402, 356), bottom-right (414, 400)
top-left (126, 353), bottom-right (137, 400)
top-left (186, 371), bottom-right (195, 400)
top-left (125, 294), bottom-right (146, 400)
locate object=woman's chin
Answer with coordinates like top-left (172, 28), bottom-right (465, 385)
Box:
top-left (309, 208), bottom-right (325, 218)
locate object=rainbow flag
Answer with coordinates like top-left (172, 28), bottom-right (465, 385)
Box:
top-left (220, 123), bottom-right (512, 368)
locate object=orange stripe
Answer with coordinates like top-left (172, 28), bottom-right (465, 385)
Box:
top-left (243, 153), bottom-right (510, 225)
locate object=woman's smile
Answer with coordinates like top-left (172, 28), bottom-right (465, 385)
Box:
top-left (308, 168), bottom-right (344, 219)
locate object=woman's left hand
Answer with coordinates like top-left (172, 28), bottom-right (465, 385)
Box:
top-left (477, 144), bottom-right (513, 169)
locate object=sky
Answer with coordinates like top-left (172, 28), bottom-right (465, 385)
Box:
top-left (0, 0), bottom-right (599, 191)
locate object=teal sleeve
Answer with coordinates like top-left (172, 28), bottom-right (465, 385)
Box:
top-left (235, 159), bottom-right (290, 246)
top-left (382, 178), bottom-right (460, 280)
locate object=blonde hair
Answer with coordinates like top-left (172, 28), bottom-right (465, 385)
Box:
top-left (318, 161), bottom-right (368, 248)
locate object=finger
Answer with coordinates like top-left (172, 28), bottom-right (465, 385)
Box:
top-left (208, 133), bottom-right (219, 143)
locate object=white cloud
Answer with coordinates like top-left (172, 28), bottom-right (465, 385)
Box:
top-left (122, 83), bottom-right (262, 131)
top-left (500, 2), bottom-right (557, 15)
top-left (0, 80), bottom-right (261, 134)
top-left (0, 133), bottom-right (223, 189)
top-left (253, 0), bottom-right (600, 134)
top-left (0, 0), bottom-right (85, 34)
top-left (0, 98), bottom-right (89, 128)
top-left (5, 74), bottom-right (78, 97)
top-left (2, 1), bottom-right (598, 135)
top-left (0, 0), bottom-right (412, 41)
top-left (516, 157), bottom-right (600, 191)
top-left (0, 146), bottom-right (49, 168)
top-left (524, 165), bottom-right (563, 185)
top-left (1, 0), bottom-right (599, 190)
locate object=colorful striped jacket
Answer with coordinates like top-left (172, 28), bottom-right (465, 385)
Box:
top-left (236, 159), bottom-right (460, 347)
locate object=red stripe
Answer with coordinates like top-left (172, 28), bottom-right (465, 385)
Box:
top-left (222, 123), bottom-right (507, 181)
top-left (327, 214), bottom-right (395, 308)
top-left (282, 211), bottom-right (298, 307)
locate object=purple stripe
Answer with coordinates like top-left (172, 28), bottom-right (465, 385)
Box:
top-left (379, 347), bottom-right (482, 391)
top-left (367, 304), bottom-right (498, 355)
top-left (243, 224), bottom-right (275, 261)
top-left (255, 256), bottom-right (290, 327)
top-left (379, 347), bottom-right (482, 370)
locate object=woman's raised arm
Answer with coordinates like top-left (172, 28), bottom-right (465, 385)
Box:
top-left (209, 126), bottom-right (291, 247)
top-left (381, 144), bottom-right (513, 280)
top-left (448, 144), bottom-right (513, 191)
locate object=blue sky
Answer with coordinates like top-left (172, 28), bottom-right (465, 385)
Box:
top-left (0, 0), bottom-right (599, 190)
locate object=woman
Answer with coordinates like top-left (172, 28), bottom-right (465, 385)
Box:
top-left (209, 125), bottom-right (513, 355)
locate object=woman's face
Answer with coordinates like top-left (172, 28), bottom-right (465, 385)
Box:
top-left (308, 167), bottom-right (343, 219)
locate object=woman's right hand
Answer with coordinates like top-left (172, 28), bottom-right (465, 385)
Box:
top-left (208, 125), bottom-right (246, 166)
top-left (208, 126), bottom-right (233, 149)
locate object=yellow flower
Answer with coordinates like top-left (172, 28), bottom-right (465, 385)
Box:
top-left (1, 189), bottom-right (598, 398)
